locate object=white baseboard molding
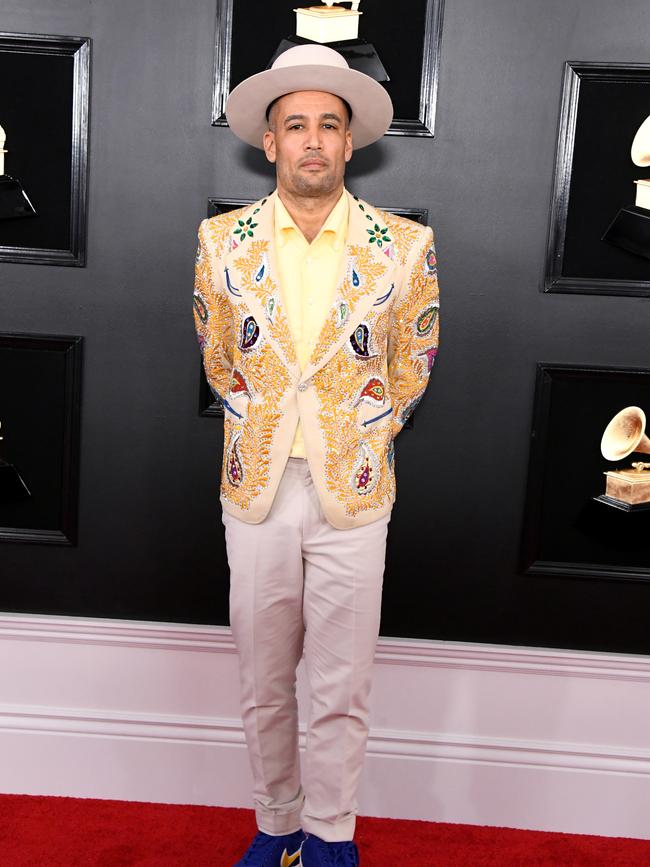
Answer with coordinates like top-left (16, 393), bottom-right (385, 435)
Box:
top-left (0, 612), bottom-right (649, 839)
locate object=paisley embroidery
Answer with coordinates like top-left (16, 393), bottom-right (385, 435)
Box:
top-left (254, 254), bottom-right (269, 284)
top-left (226, 430), bottom-right (244, 487)
top-left (239, 315), bottom-right (260, 351)
top-left (266, 294), bottom-right (277, 322)
top-left (354, 376), bottom-right (386, 407)
top-left (335, 299), bottom-right (349, 328)
top-left (351, 442), bottom-right (379, 496)
top-left (348, 259), bottom-right (364, 290)
top-left (196, 193), bottom-right (438, 523)
top-left (193, 293), bottom-right (208, 323)
top-left (423, 247), bottom-right (437, 275)
top-left (230, 368), bottom-right (252, 399)
top-left (415, 302), bottom-right (439, 337)
top-left (417, 345), bottom-right (438, 373)
top-left (348, 322), bottom-right (377, 359)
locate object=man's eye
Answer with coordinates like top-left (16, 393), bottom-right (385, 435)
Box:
top-left (289, 123), bottom-right (303, 130)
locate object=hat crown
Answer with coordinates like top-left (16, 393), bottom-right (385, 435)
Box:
top-left (271, 44), bottom-right (350, 72)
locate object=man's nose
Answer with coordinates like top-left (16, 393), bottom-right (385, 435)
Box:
top-left (304, 125), bottom-right (323, 149)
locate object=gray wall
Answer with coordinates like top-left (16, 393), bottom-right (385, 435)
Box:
top-left (2, 0), bottom-right (650, 652)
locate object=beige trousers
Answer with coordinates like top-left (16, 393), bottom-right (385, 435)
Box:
top-left (222, 456), bottom-right (391, 842)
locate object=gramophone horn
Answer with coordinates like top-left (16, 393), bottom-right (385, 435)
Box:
top-left (631, 115), bottom-right (650, 167)
top-left (601, 406), bottom-right (650, 461)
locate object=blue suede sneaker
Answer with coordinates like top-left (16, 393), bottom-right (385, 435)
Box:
top-left (234, 828), bottom-right (306, 866)
top-left (300, 833), bottom-right (359, 866)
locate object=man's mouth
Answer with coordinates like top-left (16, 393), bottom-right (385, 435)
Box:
top-left (301, 159), bottom-right (327, 169)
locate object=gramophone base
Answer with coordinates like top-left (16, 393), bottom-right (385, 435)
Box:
top-left (0, 174), bottom-right (37, 220)
top-left (270, 36), bottom-right (389, 83)
top-left (592, 494), bottom-right (650, 513)
top-left (0, 460), bottom-right (31, 501)
top-left (601, 205), bottom-right (650, 260)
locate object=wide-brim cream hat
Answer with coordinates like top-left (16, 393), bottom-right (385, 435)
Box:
top-left (225, 44), bottom-right (393, 149)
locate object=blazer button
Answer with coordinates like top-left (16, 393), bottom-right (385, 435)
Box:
top-left (297, 381), bottom-right (309, 392)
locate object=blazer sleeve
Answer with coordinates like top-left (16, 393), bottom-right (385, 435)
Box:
top-left (192, 218), bottom-right (234, 404)
top-left (387, 224), bottom-right (440, 439)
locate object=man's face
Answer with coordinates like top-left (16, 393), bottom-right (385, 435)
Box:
top-left (262, 90), bottom-right (353, 197)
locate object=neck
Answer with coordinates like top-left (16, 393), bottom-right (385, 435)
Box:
top-left (276, 184), bottom-right (344, 243)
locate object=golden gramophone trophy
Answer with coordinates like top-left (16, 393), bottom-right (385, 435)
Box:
top-left (269, 1), bottom-right (389, 85)
top-left (602, 115), bottom-right (650, 258)
top-left (595, 406), bottom-right (650, 511)
top-left (294, 0), bottom-right (362, 43)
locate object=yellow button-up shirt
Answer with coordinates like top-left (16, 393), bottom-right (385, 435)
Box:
top-left (274, 190), bottom-right (349, 458)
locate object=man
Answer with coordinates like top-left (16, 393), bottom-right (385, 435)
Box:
top-left (193, 44), bottom-right (439, 867)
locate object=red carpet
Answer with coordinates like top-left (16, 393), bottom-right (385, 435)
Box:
top-left (0, 794), bottom-right (649, 866)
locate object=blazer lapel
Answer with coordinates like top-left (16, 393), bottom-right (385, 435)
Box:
top-left (222, 189), bottom-right (396, 386)
top-left (223, 192), bottom-right (301, 378)
top-left (299, 188), bottom-right (396, 385)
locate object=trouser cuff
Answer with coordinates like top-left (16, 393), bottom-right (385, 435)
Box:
top-left (256, 808), bottom-right (304, 836)
top-left (302, 813), bottom-right (356, 842)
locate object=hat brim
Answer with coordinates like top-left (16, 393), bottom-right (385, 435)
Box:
top-left (225, 64), bottom-right (393, 149)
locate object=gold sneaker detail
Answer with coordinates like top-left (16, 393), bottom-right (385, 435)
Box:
top-left (280, 846), bottom-right (302, 867)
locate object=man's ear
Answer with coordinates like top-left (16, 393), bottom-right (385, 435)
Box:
top-left (344, 129), bottom-right (353, 163)
top-left (263, 130), bottom-right (277, 164)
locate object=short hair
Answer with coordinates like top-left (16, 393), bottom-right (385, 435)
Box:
top-left (265, 94), bottom-right (353, 125)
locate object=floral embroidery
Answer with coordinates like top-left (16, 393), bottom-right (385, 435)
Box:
top-left (231, 198), bottom-right (267, 247)
top-left (367, 223), bottom-right (392, 248)
top-left (233, 216), bottom-right (258, 240)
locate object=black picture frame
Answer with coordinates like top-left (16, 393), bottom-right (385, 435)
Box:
top-left (544, 61), bottom-right (650, 297)
top-left (211, 0), bottom-right (444, 138)
top-left (0, 333), bottom-right (83, 545)
top-left (199, 197), bottom-right (429, 420)
top-left (520, 363), bottom-right (650, 583)
top-left (0, 31), bottom-right (90, 267)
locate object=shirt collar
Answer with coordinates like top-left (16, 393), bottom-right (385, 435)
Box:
top-left (275, 190), bottom-right (348, 251)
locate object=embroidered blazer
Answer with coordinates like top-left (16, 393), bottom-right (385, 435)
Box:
top-left (193, 188), bottom-right (439, 530)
